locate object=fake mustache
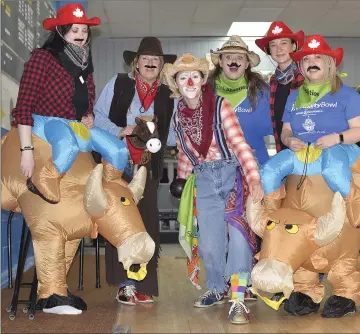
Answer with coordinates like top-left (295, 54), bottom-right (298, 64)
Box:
top-left (145, 65), bottom-right (157, 69)
top-left (227, 63), bottom-right (241, 68)
top-left (307, 65), bottom-right (321, 72)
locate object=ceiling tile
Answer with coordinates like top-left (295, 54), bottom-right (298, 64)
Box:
top-left (236, 7), bottom-right (284, 21)
top-left (87, 1), bottom-right (108, 23)
top-left (243, 0), bottom-right (290, 8)
top-left (193, 0), bottom-right (244, 24)
top-left (104, 0), bottom-right (150, 23)
top-left (191, 22), bottom-right (233, 36)
top-left (332, 0), bottom-right (360, 9)
top-left (150, 0), bottom-right (195, 36)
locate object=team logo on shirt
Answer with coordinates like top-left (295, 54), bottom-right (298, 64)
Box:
top-left (302, 118), bottom-right (315, 132)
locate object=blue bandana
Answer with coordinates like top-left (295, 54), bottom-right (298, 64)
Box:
top-left (275, 61), bottom-right (298, 85)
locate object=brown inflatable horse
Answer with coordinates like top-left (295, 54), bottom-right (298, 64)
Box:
top-left (247, 158), bottom-right (360, 318)
top-left (1, 129), bottom-right (155, 315)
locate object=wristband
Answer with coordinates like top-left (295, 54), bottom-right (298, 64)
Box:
top-left (20, 146), bottom-right (34, 152)
top-left (338, 133), bottom-right (344, 144)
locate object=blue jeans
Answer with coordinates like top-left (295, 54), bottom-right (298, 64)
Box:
top-left (194, 157), bottom-right (253, 293)
top-left (119, 279), bottom-right (136, 288)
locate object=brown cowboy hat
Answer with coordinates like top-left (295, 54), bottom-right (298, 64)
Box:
top-left (123, 37), bottom-right (177, 67)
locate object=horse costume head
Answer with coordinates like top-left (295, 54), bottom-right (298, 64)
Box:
top-left (126, 116), bottom-right (161, 165)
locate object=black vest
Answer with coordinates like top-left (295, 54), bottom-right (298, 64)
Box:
top-left (108, 73), bottom-right (174, 180)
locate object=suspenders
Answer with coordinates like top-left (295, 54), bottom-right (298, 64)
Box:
top-left (174, 96), bottom-right (232, 166)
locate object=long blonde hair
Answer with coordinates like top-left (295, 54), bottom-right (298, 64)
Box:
top-left (300, 55), bottom-right (342, 94)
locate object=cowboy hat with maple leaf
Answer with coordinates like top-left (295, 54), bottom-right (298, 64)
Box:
top-left (43, 3), bottom-right (101, 31)
top-left (290, 35), bottom-right (344, 67)
top-left (255, 21), bottom-right (305, 54)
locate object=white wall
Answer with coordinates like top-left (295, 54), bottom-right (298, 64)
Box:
top-left (1, 73), bottom-right (20, 130)
top-left (92, 37), bottom-right (360, 97)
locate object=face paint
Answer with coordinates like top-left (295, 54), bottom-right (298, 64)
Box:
top-left (176, 71), bottom-right (203, 99)
top-left (64, 24), bottom-right (88, 47)
top-left (301, 54), bottom-right (326, 83)
top-left (219, 53), bottom-right (248, 80)
top-left (137, 55), bottom-right (163, 83)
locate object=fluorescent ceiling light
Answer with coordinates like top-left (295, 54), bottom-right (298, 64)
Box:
top-left (227, 22), bottom-right (271, 37)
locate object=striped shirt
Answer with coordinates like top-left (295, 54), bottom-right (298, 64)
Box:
top-left (175, 98), bottom-right (260, 185)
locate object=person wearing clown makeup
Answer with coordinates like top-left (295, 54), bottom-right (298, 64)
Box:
top-left (11, 4), bottom-right (129, 204)
top-left (255, 21), bottom-right (305, 152)
top-left (164, 54), bottom-right (263, 325)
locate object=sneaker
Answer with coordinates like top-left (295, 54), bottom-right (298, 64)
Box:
top-left (271, 292), bottom-right (285, 301)
top-left (245, 288), bottom-right (257, 301)
top-left (194, 290), bottom-right (226, 308)
top-left (229, 300), bottom-right (250, 324)
top-left (134, 292), bottom-right (154, 304)
top-left (116, 285), bottom-right (136, 306)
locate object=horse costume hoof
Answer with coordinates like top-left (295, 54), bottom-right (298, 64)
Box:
top-left (37, 293), bottom-right (87, 315)
top-left (284, 292), bottom-right (320, 316)
top-left (321, 295), bottom-right (356, 318)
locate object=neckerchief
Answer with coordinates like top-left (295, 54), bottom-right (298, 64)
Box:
top-left (135, 74), bottom-right (160, 111)
top-left (275, 61), bottom-right (298, 85)
top-left (294, 81), bottom-right (331, 108)
top-left (63, 42), bottom-right (89, 71)
top-left (215, 72), bottom-right (248, 108)
top-left (177, 84), bottom-right (216, 158)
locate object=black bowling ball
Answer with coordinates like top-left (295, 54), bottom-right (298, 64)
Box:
top-left (170, 178), bottom-right (187, 199)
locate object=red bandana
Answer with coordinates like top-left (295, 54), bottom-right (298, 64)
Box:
top-left (126, 137), bottom-right (151, 165)
top-left (135, 74), bottom-right (160, 111)
top-left (177, 84), bottom-right (216, 158)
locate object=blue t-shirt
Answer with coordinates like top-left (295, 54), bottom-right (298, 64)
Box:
top-left (233, 90), bottom-right (273, 165)
top-left (282, 85), bottom-right (360, 143)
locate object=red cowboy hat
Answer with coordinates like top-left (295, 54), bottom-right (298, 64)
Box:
top-left (255, 21), bottom-right (305, 54)
top-left (290, 35), bottom-right (344, 67)
top-left (43, 3), bottom-right (101, 31)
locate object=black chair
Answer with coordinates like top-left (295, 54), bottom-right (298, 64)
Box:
top-left (6, 217), bottom-right (38, 320)
top-left (77, 236), bottom-right (101, 290)
top-left (7, 211), bottom-right (15, 289)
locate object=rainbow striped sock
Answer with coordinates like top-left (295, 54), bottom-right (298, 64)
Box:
top-left (230, 272), bottom-right (249, 301)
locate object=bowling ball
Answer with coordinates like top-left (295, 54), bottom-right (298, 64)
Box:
top-left (170, 178), bottom-right (187, 199)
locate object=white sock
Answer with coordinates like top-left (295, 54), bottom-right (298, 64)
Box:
top-left (43, 305), bottom-right (82, 315)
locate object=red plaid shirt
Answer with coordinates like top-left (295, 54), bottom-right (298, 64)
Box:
top-left (269, 68), bottom-right (304, 152)
top-left (12, 49), bottom-right (95, 127)
top-left (175, 99), bottom-right (260, 186)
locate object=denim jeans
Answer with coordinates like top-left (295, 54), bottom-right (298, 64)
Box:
top-left (194, 157), bottom-right (253, 293)
top-left (119, 279), bottom-right (136, 288)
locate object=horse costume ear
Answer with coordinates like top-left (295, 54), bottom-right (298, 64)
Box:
top-left (152, 115), bottom-right (158, 124)
top-left (135, 117), bottom-right (142, 125)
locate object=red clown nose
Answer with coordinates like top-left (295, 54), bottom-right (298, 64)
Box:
top-left (187, 78), bottom-right (194, 86)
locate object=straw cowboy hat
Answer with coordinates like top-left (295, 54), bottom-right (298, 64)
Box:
top-left (290, 35), bottom-right (344, 67)
top-left (43, 3), bottom-right (101, 31)
top-left (163, 53), bottom-right (209, 98)
top-left (210, 35), bottom-right (260, 68)
top-left (255, 21), bottom-right (305, 54)
top-left (123, 37), bottom-right (177, 67)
